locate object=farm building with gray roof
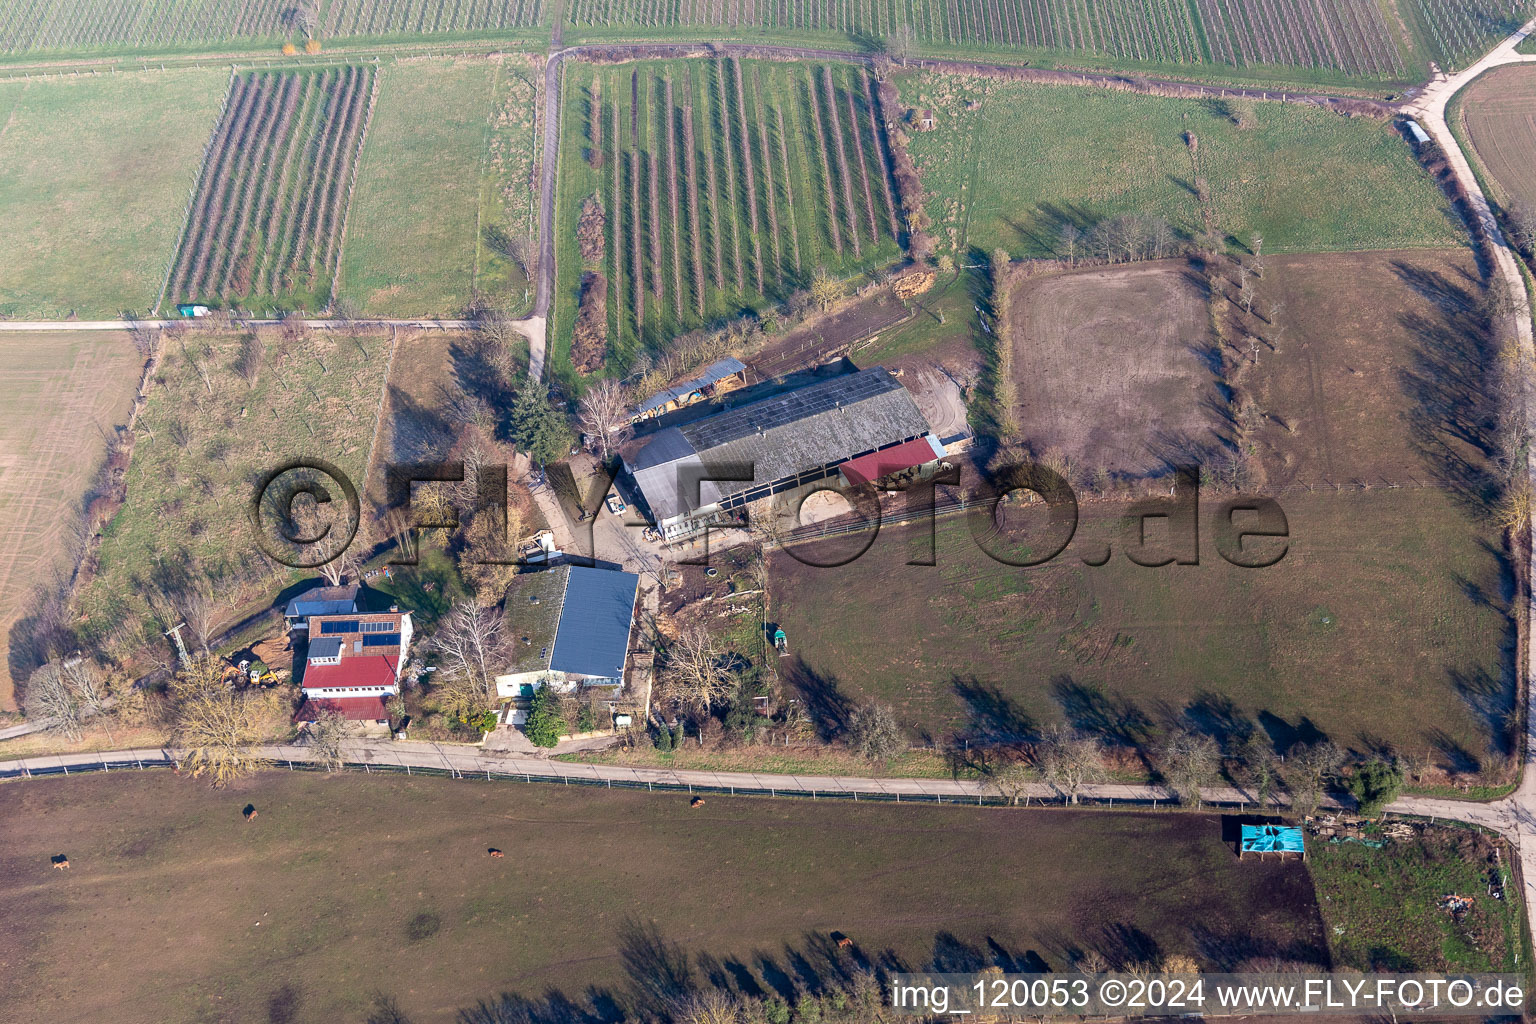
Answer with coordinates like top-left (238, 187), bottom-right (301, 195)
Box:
top-left (495, 565), bottom-right (641, 705)
top-left (623, 367), bottom-right (944, 540)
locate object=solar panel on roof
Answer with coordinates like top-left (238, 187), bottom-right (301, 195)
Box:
top-left (362, 633), bottom-right (400, 647)
top-left (320, 620), bottom-right (361, 634)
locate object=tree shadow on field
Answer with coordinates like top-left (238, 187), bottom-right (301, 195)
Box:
top-left (1453, 660), bottom-right (1518, 757)
top-left (783, 657), bottom-right (853, 740)
top-left (1256, 711), bottom-right (1327, 755)
top-left (1426, 726), bottom-right (1482, 775)
top-left (266, 984), bottom-right (301, 1024)
top-left (1010, 201), bottom-right (1098, 256)
top-left (1187, 925), bottom-right (1329, 972)
top-left (1051, 676), bottom-right (1153, 751)
top-left (616, 918), bottom-right (695, 1011)
top-left (1182, 691), bottom-right (1256, 754)
top-left (1392, 262), bottom-right (1504, 517)
top-left (385, 384), bottom-right (457, 466)
top-left (952, 675), bottom-right (1038, 746)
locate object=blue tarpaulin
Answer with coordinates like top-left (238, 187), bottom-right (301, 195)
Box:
top-left (1241, 824), bottom-right (1305, 854)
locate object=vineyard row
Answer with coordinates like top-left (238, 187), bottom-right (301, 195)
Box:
top-left (581, 59), bottom-right (901, 352)
top-left (166, 64), bottom-right (378, 308)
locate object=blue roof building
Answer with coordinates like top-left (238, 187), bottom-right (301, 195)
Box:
top-left (496, 565), bottom-right (641, 699)
top-left (284, 585), bottom-right (363, 629)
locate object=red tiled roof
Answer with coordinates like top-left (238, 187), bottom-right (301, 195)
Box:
top-left (302, 655), bottom-right (399, 690)
top-left (295, 696), bottom-right (390, 722)
top-left (839, 435), bottom-right (944, 486)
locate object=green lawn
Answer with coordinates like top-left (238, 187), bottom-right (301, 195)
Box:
top-left (901, 72), bottom-right (1463, 259)
top-left (0, 69), bottom-right (226, 318)
top-left (339, 56), bottom-right (537, 317)
top-left (1310, 826), bottom-right (1524, 972)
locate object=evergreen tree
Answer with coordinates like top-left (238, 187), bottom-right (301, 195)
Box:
top-left (509, 385), bottom-right (575, 466)
top-left (525, 684), bottom-right (565, 747)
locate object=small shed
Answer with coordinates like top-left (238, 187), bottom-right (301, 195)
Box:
top-left (1240, 824), bottom-right (1306, 860)
top-left (919, 108), bottom-right (935, 130)
top-left (1405, 119), bottom-right (1431, 147)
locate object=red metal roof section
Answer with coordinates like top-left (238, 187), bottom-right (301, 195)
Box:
top-left (838, 436), bottom-right (942, 486)
top-left (295, 696), bottom-right (390, 722)
top-left (302, 656), bottom-right (399, 690)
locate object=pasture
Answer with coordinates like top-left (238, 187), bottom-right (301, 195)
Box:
top-left (900, 71), bottom-right (1462, 259)
top-left (1459, 64), bottom-right (1536, 213)
top-left (0, 69), bottom-right (227, 319)
top-left (165, 64), bottom-right (378, 312)
top-left (0, 770), bottom-right (1327, 1023)
top-left (0, 0), bottom-right (547, 58)
top-left (0, 333), bottom-right (142, 711)
top-left (554, 57), bottom-right (902, 375)
top-left (77, 328), bottom-right (392, 658)
top-left (771, 247), bottom-right (1511, 772)
top-left (564, 0), bottom-right (1412, 81)
top-left (339, 56), bottom-right (538, 317)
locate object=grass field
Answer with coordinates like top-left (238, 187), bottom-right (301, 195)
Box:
top-left (0, 0), bottom-right (548, 59)
top-left (166, 64), bottom-right (377, 312)
top-left (1311, 825), bottom-right (1523, 971)
top-left (553, 57), bottom-right (902, 380)
top-left (0, 333), bottom-right (142, 711)
top-left (900, 72), bottom-right (1462, 259)
top-left (771, 247), bottom-right (1510, 770)
top-left (0, 69), bottom-right (227, 319)
top-left (0, 770), bottom-right (1327, 1023)
top-left (1460, 64), bottom-right (1536, 213)
top-left (77, 328), bottom-right (392, 658)
top-left (771, 487), bottom-right (1510, 769)
top-left (339, 56), bottom-right (538, 317)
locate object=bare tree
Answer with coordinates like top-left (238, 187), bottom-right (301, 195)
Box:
top-left (383, 505), bottom-right (420, 563)
top-left (846, 702), bottom-right (906, 762)
top-left (175, 580), bottom-right (219, 654)
top-left (1158, 729), bottom-right (1221, 807)
top-left (237, 330), bottom-right (265, 387)
top-left (1058, 222), bottom-right (1080, 267)
top-left (988, 756), bottom-right (1041, 805)
top-left (306, 707), bottom-right (349, 770)
top-left (429, 598), bottom-right (510, 702)
top-left (22, 657), bottom-right (112, 739)
top-left (661, 623), bottom-right (733, 713)
top-left (577, 378), bottom-right (634, 461)
top-left (1039, 725), bottom-right (1107, 804)
top-left (1285, 740), bottom-right (1344, 814)
top-left (171, 656), bottom-right (278, 786)
top-left (883, 23), bottom-right (917, 66)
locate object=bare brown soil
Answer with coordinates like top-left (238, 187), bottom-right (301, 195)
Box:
top-left (0, 770), bottom-right (1327, 1024)
top-left (1240, 248), bottom-right (1485, 490)
top-left (1462, 64), bottom-right (1536, 212)
top-left (1009, 260), bottom-right (1218, 478)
